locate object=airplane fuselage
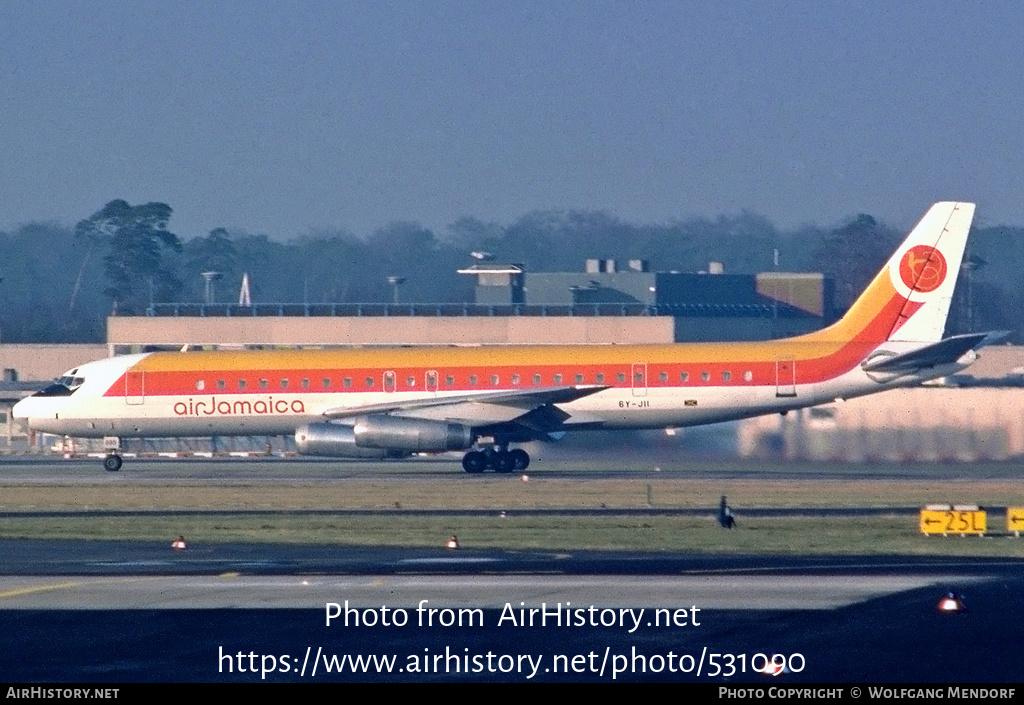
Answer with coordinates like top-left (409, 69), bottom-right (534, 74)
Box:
top-left (14, 339), bottom-right (968, 439)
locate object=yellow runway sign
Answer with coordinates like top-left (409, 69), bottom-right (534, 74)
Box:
top-left (920, 506), bottom-right (986, 535)
top-left (1008, 508), bottom-right (1024, 535)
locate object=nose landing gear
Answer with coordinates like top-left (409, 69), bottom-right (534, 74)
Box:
top-left (102, 436), bottom-right (122, 472)
top-left (461, 446), bottom-right (530, 474)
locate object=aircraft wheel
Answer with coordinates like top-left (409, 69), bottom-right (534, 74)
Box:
top-left (509, 448), bottom-right (530, 471)
top-left (493, 452), bottom-right (514, 473)
top-left (103, 454), bottom-right (123, 472)
top-left (462, 451), bottom-right (486, 474)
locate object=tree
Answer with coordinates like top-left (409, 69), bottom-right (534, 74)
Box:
top-left (1, 222), bottom-right (106, 342)
top-left (812, 214), bottom-right (900, 310)
top-left (80, 200), bottom-right (182, 313)
top-left (181, 227), bottom-right (238, 302)
top-left (189, 227), bottom-right (237, 273)
top-left (70, 206), bottom-right (115, 313)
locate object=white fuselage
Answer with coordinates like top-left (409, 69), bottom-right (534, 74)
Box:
top-left (13, 348), bottom-right (969, 440)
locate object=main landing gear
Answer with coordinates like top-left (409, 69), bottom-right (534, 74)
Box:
top-left (462, 447), bottom-right (530, 474)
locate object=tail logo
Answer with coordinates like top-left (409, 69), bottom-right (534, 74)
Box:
top-left (899, 245), bottom-right (947, 294)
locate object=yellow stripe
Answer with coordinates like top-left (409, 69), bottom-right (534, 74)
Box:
top-left (0, 580), bottom-right (81, 600)
top-left (0, 576), bottom-right (157, 602)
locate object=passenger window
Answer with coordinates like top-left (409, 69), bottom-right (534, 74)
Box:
top-left (344, 378), bottom-right (352, 389)
top-left (511, 374), bottom-right (520, 386)
top-left (553, 373), bottom-right (562, 385)
top-left (744, 370), bottom-right (753, 382)
top-left (217, 379), bottom-right (226, 389)
top-left (302, 378), bottom-right (310, 388)
top-left (446, 375), bottom-right (455, 386)
top-left (596, 373), bottom-right (605, 384)
top-left (659, 372), bottom-right (668, 383)
top-left (365, 377), bottom-right (374, 388)
top-left (617, 372), bottom-right (626, 384)
top-left (701, 372), bottom-right (710, 382)
top-left (533, 373), bottom-right (542, 385)
top-left (323, 378), bottom-right (332, 388)
top-left (680, 372), bottom-right (689, 383)
top-left (238, 379), bottom-right (247, 390)
top-left (259, 379), bottom-right (268, 389)
top-left (469, 375), bottom-right (478, 386)
top-left (196, 380), bottom-right (205, 391)
top-left (407, 376), bottom-right (416, 387)
top-left (722, 371), bottom-right (731, 382)
top-left (491, 375), bottom-right (500, 386)
top-left (280, 379), bottom-right (289, 389)
top-left (575, 373), bottom-right (584, 384)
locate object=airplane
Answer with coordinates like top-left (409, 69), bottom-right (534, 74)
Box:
top-left (13, 201), bottom-right (999, 473)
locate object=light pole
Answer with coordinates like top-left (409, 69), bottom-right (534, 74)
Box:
top-left (200, 271), bottom-right (223, 304)
top-left (387, 276), bottom-right (406, 305)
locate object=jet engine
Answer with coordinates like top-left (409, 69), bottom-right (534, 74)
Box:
top-left (295, 416), bottom-right (475, 457)
top-left (352, 415), bottom-right (474, 452)
top-left (295, 422), bottom-right (406, 458)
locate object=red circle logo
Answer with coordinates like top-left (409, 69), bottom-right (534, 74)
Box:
top-left (899, 245), bottom-right (947, 293)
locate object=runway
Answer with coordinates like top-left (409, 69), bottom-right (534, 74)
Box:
top-left (0, 539), bottom-right (1010, 610)
top-left (1, 540), bottom-right (1022, 682)
top-left (3, 454), bottom-right (1023, 482)
top-left (1, 458), bottom-right (1022, 682)
top-left (0, 573), bottom-right (972, 610)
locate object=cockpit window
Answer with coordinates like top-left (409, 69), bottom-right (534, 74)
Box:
top-left (32, 376), bottom-right (85, 397)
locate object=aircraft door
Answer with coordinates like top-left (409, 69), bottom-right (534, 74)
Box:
top-left (631, 362), bottom-right (648, 397)
top-left (383, 371), bottom-right (396, 393)
top-left (125, 370), bottom-right (145, 405)
top-left (775, 359), bottom-right (796, 397)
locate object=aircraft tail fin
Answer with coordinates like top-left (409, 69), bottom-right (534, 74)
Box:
top-left (819, 201), bottom-right (975, 345)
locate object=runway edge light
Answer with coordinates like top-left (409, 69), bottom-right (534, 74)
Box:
top-left (446, 535), bottom-right (460, 550)
top-left (171, 535), bottom-right (187, 551)
top-left (936, 591), bottom-right (965, 613)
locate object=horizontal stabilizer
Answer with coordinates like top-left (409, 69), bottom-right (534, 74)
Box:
top-left (861, 331), bottom-right (1009, 374)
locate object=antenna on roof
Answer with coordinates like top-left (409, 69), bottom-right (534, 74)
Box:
top-left (238, 272), bottom-right (252, 307)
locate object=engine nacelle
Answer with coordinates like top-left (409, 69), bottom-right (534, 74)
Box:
top-left (295, 422), bottom-right (407, 458)
top-left (352, 415), bottom-right (474, 452)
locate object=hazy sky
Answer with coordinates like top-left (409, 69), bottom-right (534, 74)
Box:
top-left (1, 1), bottom-right (1021, 238)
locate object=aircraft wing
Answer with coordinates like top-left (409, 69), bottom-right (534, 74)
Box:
top-left (321, 385), bottom-right (608, 427)
top-left (861, 331), bottom-right (1010, 374)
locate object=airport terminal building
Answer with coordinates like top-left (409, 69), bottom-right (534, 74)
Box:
top-left (105, 258), bottom-right (838, 351)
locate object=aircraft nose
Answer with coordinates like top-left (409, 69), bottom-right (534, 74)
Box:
top-left (12, 396), bottom-right (58, 425)
top-left (12, 397), bottom-right (31, 422)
